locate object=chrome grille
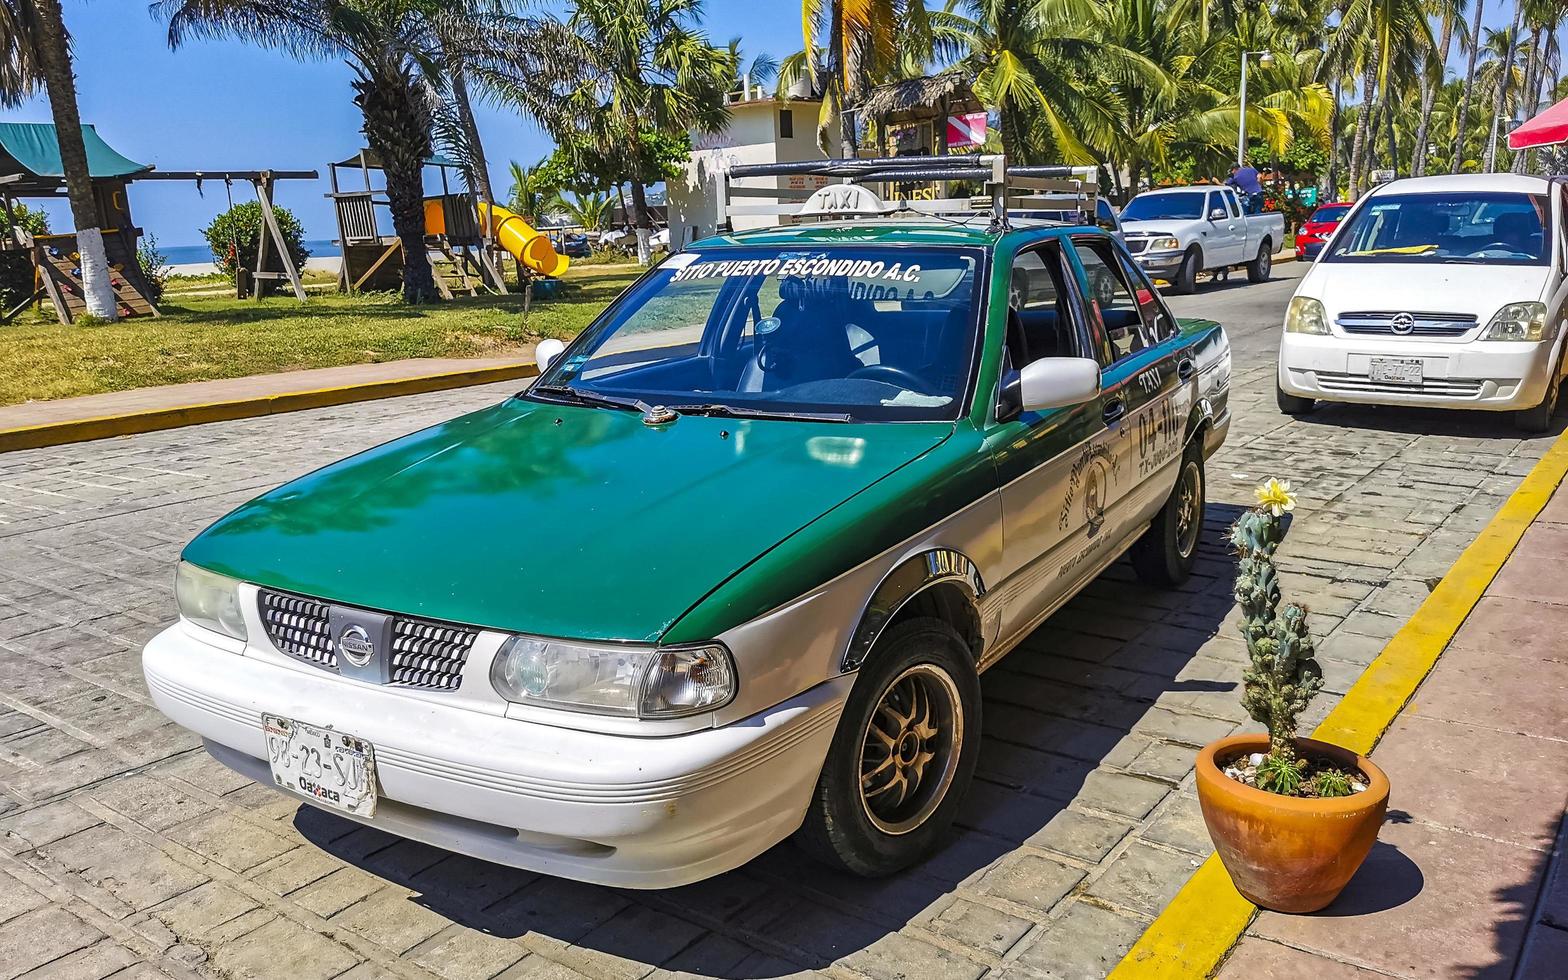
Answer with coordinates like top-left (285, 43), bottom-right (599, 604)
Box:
top-left (258, 590), bottom-right (336, 669)
top-left (1336, 311), bottom-right (1478, 337)
top-left (388, 618), bottom-right (478, 690)
top-left (256, 589), bottom-right (477, 691)
top-left (1315, 371), bottom-right (1484, 398)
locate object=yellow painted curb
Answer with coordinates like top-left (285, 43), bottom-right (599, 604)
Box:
top-left (0, 361), bottom-right (539, 454)
top-left (1110, 426), bottom-right (1568, 979)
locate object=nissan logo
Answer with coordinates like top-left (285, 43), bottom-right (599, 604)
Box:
top-left (1390, 312), bottom-right (1416, 335)
top-left (338, 625), bottom-right (375, 667)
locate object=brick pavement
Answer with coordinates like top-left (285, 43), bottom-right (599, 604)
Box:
top-left (0, 277), bottom-right (1562, 978)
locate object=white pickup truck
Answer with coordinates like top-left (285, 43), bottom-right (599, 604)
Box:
top-left (1120, 185), bottom-right (1285, 293)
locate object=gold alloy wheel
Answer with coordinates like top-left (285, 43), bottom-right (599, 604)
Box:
top-left (1175, 458), bottom-right (1203, 559)
top-left (858, 663), bottom-right (963, 835)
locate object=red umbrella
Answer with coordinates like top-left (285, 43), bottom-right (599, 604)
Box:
top-left (1508, 96), bottom-right (1568, 150)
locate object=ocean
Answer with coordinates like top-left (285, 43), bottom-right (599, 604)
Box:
top-left (160, 239), bottom-right (340, 266)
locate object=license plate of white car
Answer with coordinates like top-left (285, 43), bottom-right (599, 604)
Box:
top-left (1369, 357), bottom-right (1424, 385)
top-left (263, 714), bottom-right (378, 817)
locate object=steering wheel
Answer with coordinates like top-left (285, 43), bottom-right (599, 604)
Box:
top-left (848, 363), bottom-right (932, 391)
top-left (1467, 241), bottom-right (1520, 254)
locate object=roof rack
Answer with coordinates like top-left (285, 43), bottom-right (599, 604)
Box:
top-left (717, 154), bottom-right (1098, 233)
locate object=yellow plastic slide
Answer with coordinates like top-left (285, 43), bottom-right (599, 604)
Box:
top-left (479, 202), bottom-right (570, 277)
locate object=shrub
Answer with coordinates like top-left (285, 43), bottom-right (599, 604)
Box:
top-left (137, 233), bottom-right (170, 305)
top-left (202, 201), bottom-right (310, 283)
top-left (0, 203), bottom-right (51, 312)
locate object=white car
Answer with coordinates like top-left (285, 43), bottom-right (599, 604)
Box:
top-left (1120, 185), bottom-right (1285, 294)
top-left (1278, 173), bottom-right (1566, 431)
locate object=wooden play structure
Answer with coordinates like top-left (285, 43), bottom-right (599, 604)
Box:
top-left (0, 122), bottom-right (318, 323)
top-left (328, 149), bottom-right (570, 297)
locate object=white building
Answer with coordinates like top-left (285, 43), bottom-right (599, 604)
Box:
top-left (665, 81), bottom-right (840, 247)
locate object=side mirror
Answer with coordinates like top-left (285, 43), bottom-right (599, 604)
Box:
top-left (1209, 208), bottom-right (1229, 222)
top-left (534, 338), bottom-right (566, 373)
top-left (1018, 357), bottom-right (1102, 412)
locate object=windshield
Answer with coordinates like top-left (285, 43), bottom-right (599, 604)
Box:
top-left (1307, 204), bottom-right (1350, 223)
top-left (1122, 193), bottom-right (1205, 221)
top-left (530, 246), bottom-right (984, 422)
top-left (1325, 191), bottom-right (1551, 265)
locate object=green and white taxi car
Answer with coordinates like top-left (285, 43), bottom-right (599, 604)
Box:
top-left (144, 161), bottom-right (1231, 888)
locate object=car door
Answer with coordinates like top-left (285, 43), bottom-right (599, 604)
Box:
top-left (1065, 235), bottom-right (1194, 544)
top-left (988, 240), bottom-right (1124, 651)
top-left (1210, 189), bottom-right (1245, 265)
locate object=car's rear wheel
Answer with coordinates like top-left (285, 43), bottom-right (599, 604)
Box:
top-left (1516, 372), bottom-right (1562, 432)
top-left (1276, 379), bottom-right (1316, 415)
top-left (1172, 247), bottom-right (1200, 294)
top-left (1247, 240), bottom-right (1273, 283)
top-left (1132, 444), bottom-right (1205, 587)
top-left (796, 618), bottom-right (980, 877)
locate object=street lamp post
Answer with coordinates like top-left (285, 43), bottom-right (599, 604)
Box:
top-left (1238, 49), bottom-right (1275, 166)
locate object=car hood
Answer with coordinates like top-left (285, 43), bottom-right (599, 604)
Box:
top-left (1301, 262), bottom-right (1551, 319)
top-left (183, 398), bottom-right (953, 642)
top-left (1121, 221), bottom-right (1194, 237)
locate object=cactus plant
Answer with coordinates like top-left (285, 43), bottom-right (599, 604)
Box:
top-left (1231, 479), bottom-right (1323, 784)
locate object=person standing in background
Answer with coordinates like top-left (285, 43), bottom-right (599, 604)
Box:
top-left (1227, 160), bottom-right (1265, 214)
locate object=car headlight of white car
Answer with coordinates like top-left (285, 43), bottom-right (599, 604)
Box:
top-left (1284, 296), bottom-right (1329, 335)
top-left (490, 636), bottom-right (736, 718)
top-left (1151, 236), bottom-right (1181, 250)
top-left (1481, 302), bottom-right (1548, 342)
top-left (175, 561), bottom-right (248, 641)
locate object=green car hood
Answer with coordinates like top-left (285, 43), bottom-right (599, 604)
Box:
top-left (182, 398), bottom-right (953, 642)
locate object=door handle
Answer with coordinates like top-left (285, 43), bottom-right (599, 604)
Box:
top-left (1178, 358), bottom-right (1196, 381)
top-left (1102, 399), bottom-right (1126, 426)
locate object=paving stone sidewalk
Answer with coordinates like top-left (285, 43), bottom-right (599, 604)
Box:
top-left (0, 273), bottom-right (1562, 979)
top-left (1218, 479), bottom-right (1568, 980)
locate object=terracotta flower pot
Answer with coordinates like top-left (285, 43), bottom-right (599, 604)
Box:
top-left (1195, 733), bottom-right (1390, 913)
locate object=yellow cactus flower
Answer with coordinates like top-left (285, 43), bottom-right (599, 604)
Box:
top-left (1255, 478), bottom-right (1297, 517)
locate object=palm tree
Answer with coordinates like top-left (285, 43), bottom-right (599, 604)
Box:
top-left (1451, 0), bottom-right (1487, 171)
top-left (1483, 1), bottom-right (1525, 171)
top-left (506, 159), bottom-right (551, 220)
top-left (547, 0), bottom-right (732, 265)
top-left (547, 190), bottom-right (612, 230)
top-left (1331, 0), bottom-right (1433, 192)
top-left (157, 0), bottom-right (555, 303)
top-left (0, 0), bottom-right (117, 320)
top-left (726, 36), bottom-right (778, 95)
top-left (1412, 0), bottom-right (1466, 175)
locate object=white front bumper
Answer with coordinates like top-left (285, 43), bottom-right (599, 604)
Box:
top-left (143, 623), bottom-right (847, 888)
top-left (1278, 332), bottom-right (1557, 411)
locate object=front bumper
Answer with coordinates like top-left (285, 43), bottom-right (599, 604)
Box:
top-left (1295, 241), bottom-right (1324, 260)
top-left (1135, 249), bottom-right (1186, 279)
top-left (1278, 332), bottom-right (1556, 411)
top-left (143, 622), bottom-right (847, 888)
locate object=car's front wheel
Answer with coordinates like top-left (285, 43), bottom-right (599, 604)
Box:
top-left (796, 618), bottom-right (980, 877)
top-left (1172, 247), bottom-right (1200, 294)
top-left (1132, 443), bottom-right (1205, 587)
top-left (1516, 371), bottom-right (1562, 432)
top-left (1276, 379), bottom-right (1316, 415)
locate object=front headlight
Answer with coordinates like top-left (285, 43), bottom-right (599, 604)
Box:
top-left (1152, 236), bottom-right (1181, 250)
top-left (490, 636), bottom-right (736, 718)
top-left (175, 562), bottom-right (247, 640)
top-left (1284, 296), bottom-right (1329, 335)
top-left (1482, 301), bottom-right (1548, 341)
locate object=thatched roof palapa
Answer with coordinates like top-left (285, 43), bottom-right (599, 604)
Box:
top-left (857, 71), bottom-right (977, 121)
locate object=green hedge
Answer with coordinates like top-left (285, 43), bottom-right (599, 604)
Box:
top-left (202, 201), bottom-right (310, 281)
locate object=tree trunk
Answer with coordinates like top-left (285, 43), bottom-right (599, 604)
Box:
top-left (1348, 66), bottom-right (1375, 198)
top-left (1324, 79), bottom-right (1341, 199)
top-left (1453, 0), bottom-right (1487, 172)
top-left (1513, 29), bottom-right (1544, 174)
top-left (449, 66), bottom-right (494, 205)
top-left (629, 179), bottom-right (652, 266)
top-left (1485, 1), bottom-right (1524, 173)
top-left (1384, 96), bottom-right (1400, 174)
top-left (1413, 11), bottom-right (1455, 176)
top-left (33, 0), bottom-right (115, 321)
top-left (354, 70), bottom-right (438, 303)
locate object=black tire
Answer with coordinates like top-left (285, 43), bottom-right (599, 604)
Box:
top-left (1276, 379), bottom-right (1315, 415)
top-left (796, 618), bottom-right (981, 877)
top-left (1516, 373), bottom-right (1561, 432)
top-left (1132, 444), bottom-right (1205, 587)
top-left (1172, 247), bottom-right (1200, 294)
top-left (1247, 239), bottom-right (1273, 283)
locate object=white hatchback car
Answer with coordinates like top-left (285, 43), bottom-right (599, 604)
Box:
top-left (1278, 173), bottom-right (1567, 431)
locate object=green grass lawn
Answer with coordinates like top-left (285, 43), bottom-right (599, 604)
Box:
top-left (0, 264), bottom-right (643, 407)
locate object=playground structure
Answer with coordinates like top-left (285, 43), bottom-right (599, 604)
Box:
top-left (0, 122), bottom-right (317, 323)
top-left (328, 150), bottom-right (568, 298)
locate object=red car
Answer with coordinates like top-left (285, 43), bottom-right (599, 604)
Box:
top-left (1295, 202), bottom-right (1352, 260)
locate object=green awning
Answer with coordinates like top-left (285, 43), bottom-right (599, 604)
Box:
top-left (0, 122), bottom-right (151, 181)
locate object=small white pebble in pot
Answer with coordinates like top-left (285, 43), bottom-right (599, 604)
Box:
top-left (1248, 753), bottom-right (1266, 766)
top-left (1351, 781), bottom-right (1367, 793)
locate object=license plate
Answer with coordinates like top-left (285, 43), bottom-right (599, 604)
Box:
top-left (1369, 357), bottom-right (1424, 385)
top-left (263, 714), bottom-right (378, 817)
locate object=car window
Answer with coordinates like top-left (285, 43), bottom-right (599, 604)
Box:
top-left (1120, 193), bottom-right (1204, 221)
top-left (1007, 245), bottom-right (1082, 366)
top-left (1072, 239), bottom-right (1155, 361)
top-left (1325, 190), bottom-right (1550, 266)
top-left (535, 245), bottom-right (984, 422)
top-left (1308, 204), bottom-right (1350, 223)
top-left (1114, 249), bottom-right (1178, 342)
top-left (1225, 191), bottom-right (1242, 219)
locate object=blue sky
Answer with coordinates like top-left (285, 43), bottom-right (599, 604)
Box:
top-left (21, 2), bottom-right (1526, 249)
top-left (18, 2), bottom-right (804, 248)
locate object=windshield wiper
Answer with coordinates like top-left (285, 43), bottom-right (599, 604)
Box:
top-left (667, 403), bottom-right (853, 423)
top-left (532, 384), bottom-right (655, 414)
